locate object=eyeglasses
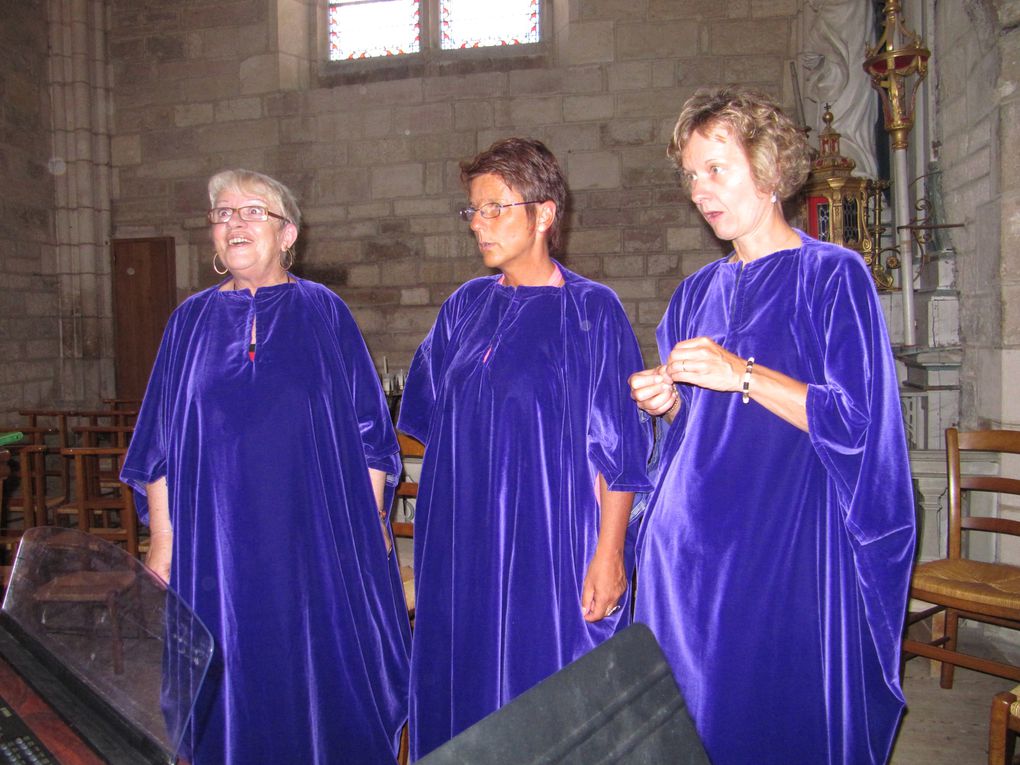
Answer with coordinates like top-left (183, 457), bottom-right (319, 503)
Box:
top-left (458, 200), bottom-right (542, 222)
top-left (207, 206), bottom-right (289, 225)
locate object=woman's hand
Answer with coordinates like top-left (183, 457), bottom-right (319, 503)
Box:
top-left (368, 468), bottom-right (393, 556)
top-left (629, 365), bottom-right (678, 417)
top-left (581, 547), bottom-right (627, 623)
top-left (665, 336), bottom-right (744, 392)
top-left (666, 337), bottom-right (811, 432)
top-left (145, 536), bottom-right (172, 584)
top-left (144, 477), bottom-right (172, 584)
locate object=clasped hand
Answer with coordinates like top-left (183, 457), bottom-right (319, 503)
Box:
top-left (629, 336), bottom-right (744, 416)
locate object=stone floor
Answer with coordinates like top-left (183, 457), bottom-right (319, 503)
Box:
top-left (892, 626), bottom-right (1020, 765)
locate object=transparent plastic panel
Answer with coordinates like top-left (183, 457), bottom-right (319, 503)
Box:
top-left (329, 0), bottom-right (421, 60)
top-left (440, 0), bottom-right (540, 50)
top-left (1, 527), bottom-right (213, 761)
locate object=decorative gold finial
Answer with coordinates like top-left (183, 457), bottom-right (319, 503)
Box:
top-left (863, 0), bottom-right (930, 150)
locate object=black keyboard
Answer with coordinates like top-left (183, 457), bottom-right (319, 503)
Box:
top-left (0, 697), bottom-right (57, 765)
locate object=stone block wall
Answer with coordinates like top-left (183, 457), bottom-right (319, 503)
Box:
top-left (107, 0), bottom-right (799, 369)
top-left (935, 0), bottom-right (1016, 432)
top-left (0, 1), bottom-right (60, 416)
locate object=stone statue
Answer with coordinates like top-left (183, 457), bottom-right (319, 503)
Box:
top-left (799, 0), bottom-right (879, 178)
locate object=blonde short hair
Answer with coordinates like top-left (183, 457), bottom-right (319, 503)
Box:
top-left (667, 86), bottom-right (811, 201)
top-left (207, 169), bottom-right (302, 231)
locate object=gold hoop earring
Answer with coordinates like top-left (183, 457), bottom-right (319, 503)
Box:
top-left (212, 251), bottom-right (228, 276)
top-left (281, 248), bottom-right (295, 271)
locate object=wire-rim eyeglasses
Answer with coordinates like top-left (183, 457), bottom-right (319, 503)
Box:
top-left (458, 200), bottom-right (543, 222)
top-left (208, 206), bottom-right (290, 225)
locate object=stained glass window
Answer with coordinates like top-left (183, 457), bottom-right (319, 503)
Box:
top-left (842, 198), bottom-right (860, 244)
top-left (328, 0), bottom-right (421, 60)
top-left (439, 0), bottom-right (540, 50)
top-left (816, 202), bottom-right (830, 242)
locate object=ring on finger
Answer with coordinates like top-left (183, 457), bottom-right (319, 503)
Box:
top-left (606, 604), bottom-right (622, 617)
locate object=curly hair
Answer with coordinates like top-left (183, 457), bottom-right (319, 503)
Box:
top-left (460, 137), bottom-right (568, 255)
top-left (208, 169), bottom-right (302, 232)
top-left (667, 86), bottom-right (811, 201)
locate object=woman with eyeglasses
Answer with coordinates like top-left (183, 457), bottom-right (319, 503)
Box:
top-left (398, 138), bottom-right (652, 760)
top-left (122, 169), bottom-right (410, 764)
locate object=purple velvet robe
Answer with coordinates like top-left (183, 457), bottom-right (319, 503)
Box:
top-left (122, 278), bottom-right (410, 765)
top-left (398, 264), bottom-right (652, 761)
top-left (635, 233), bottom-right (915, 764)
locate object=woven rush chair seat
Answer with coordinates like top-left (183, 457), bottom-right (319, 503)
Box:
top-left (912, 559), bottom-right (1020, 613)
top-left (903, 427), bottom-right (1020, 688)
top-left (989, 683), bottom-right (1020, 765)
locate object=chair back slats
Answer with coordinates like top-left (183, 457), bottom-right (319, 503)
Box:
top-left (961, 516), bottom-right (1020, 536)
top-left (960, 476), bottom-right (1020, 496)
top-left (60, 446), bottom-right (138, 558)
top-left (957, 429), bottom-right (1020, 455)
top-left (946, 427), bottom-right (1020, 559)
top-left (397, 433), bottom-right (425, 458)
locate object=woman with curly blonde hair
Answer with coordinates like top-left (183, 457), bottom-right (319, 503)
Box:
top-left (629, 87), bottom-right (914, 764)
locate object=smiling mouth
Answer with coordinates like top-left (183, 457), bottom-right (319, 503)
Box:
top-left (228, 236), bottom-right (252, 246)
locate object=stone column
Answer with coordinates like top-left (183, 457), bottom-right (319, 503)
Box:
top-left (48, 0), bottom-right (114, 405)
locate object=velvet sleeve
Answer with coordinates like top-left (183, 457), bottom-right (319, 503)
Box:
top-left (398, 292), bottom-right (460, 446)
top-left (330, 298), bottom-right (400, 478)
top-left (653, 282), bottom-right (695, 442)
top-left (585, 293), bottom-right (653, 493)
top-left (804, 252), bottom-right (913, 539)
top-left (120, 310), bottom-right (176, 525)
top-left (803, 249), bottom-right (915, 687)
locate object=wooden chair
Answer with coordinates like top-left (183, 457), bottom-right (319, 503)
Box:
top-left (990, 684), bottom-right (1020, 765)
top-left (391, 433), bottom-right (424, 539)
top-left (391, 433), bottom-right (423, 765)
top-left (19, 409), bottom-right (77, 509)
top-left (19, 408), bottom-right (136, 511)
top-left (387, 434), bottom-right (424, 620)
top-left (32, 568), bottom-right (141, 675)
top-left (0, 448), bottom-right (13, 588)
top-left (391, 433), bottom-right (424, 621)
top-left (904, 428), bottom-right (1020, 686)
top-left (72, 424), bottom-right (134, 514)
top-left (56, 447), bottom-right (139, 558)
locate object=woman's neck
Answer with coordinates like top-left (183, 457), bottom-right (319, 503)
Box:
top-left (731, 215), bottom-right (801, 263)
top-left (224, 270), bottom-right (291, 294)
top-left (501, 255), bottom-right (558, 287)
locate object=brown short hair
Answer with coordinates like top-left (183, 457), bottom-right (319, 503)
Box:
top-left (667, 86), bottom-right (811, 201)
top-left (460, 138), bottom-right (568, 254)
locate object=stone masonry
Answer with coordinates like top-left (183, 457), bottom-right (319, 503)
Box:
top-left (0, 1), bottom-right (60, 414)
top-left (106, 0), bottom-right (800, 374)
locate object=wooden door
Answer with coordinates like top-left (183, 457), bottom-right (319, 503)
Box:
top-left (111, 238), bottom-right (177, 400)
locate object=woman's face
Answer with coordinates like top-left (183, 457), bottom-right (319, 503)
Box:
top-left (211, 186), bottom-right (296, 282)
top-left (680, 126), bottom-right (774, 246)
top-left (467, 173), bottom-right (548, 274)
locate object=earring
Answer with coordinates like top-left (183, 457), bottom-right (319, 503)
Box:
top-left (212, 251), bottom-right (228, 275)
top-left (770, 191), bottom-right (778, 204)
top-left (281, 247), bottom-right (295, 271)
